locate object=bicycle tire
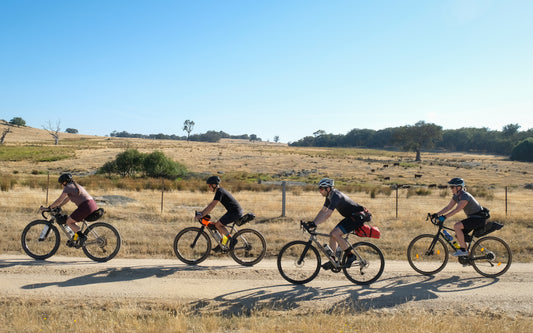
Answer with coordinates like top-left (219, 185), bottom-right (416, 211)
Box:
top-left (407, 234), bottom-right (449, 275)
top-left (342, 241), bottom-right (385, 285)
top-left (21, 220), bottom-right (60, 260)
top-left (470, 236), bottom-right (512, 278)
top-left (173, 227), bottom-right (211, 265)
top-left (229, 228), bottom-right (267, 266)
top-left (277, 240), bottom-right (320, 284)
top-left (82, 222), bottom-right (121, 262)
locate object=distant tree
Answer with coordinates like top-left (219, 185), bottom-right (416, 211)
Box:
top-left (183, 120), bottom-right (195, 142)
top-left (249, 134), bottom-right (258, 143)
top-left (394, 121), bottom-right (442, 162)
top-left (65, 128), bottom-right (78, 134)
top-left (9, 117), bottom-right (26, 126)
top-left (502, 123), bottom-right (520, 138)
top-left (143, 151), bottom-right (188, 179)
top-left (273, 135), bottom-right (280, 143)
top-left (510, 138), bottom-right (533, 162)
top-left (313, 130), bottom-right (326, 137)
top-left (43, 120), bottom-right (61, 145)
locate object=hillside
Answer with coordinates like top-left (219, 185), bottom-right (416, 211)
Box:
top-left (1, 121), bottom-right (531, 188)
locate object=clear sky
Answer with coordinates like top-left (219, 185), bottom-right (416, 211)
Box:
top-left (1, 0), bottom-right (532, 143)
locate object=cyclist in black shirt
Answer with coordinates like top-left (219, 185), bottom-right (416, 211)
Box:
top-left (196, 176), bottom-right (243, 249)
top-left (309, 178), bottom-right (370, 270)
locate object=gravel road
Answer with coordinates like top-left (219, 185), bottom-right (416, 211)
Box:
top-left (1, 254), bottom-right (531, 315)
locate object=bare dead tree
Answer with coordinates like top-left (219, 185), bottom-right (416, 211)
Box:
top-left (43, 120), bottom-right (61, 145)
top-left (1, 126), bottom-right (12, 144)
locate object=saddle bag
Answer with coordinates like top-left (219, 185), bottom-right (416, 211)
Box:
top-left (236, 213), bottom-right (255, 226)
top-left (473, 221), bottom-right (503, 237)
top-left (85, 208), bottom-right (105, 222)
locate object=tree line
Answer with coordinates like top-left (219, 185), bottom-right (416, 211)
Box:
top-left (110, 130), bottom-right (262, 143)
top-left (290, 122), bottom-right (533, 162)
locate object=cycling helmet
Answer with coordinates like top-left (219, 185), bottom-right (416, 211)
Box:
top-left (58, 173), bottom-right (73, 184)
top-left (448, 177), bottom-right (465, 188)
top-left (318, 178), bottom-right (334, 188)
top-left (206, 176), bottom-right (221, 185)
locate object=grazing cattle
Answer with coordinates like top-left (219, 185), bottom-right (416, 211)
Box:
top-left (428, 184), bottom-right (437, 188)
top-left (414, 174), bottom-right (423, 179)
top-left (383, 176), bottom-right (390, 181)
top-left (393, 162), bottom-right (400, 167)
top-left (383, 164), bottom-right (388, 168)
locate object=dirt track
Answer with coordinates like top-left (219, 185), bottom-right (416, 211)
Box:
top-left (1, 254), bottom-right (531, 315)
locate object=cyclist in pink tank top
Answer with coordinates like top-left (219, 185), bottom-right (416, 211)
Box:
top-left (40, 173), bottom-right (98, 245)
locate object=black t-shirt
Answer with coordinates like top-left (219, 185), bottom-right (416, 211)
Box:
top-left (214, 187), bottom-right (243, 215)
top-left (324, 189), bottom-right (363, 218)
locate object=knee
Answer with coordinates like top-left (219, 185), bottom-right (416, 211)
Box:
top-left (454, 222), bottom-right (463, 232)
top-left (330, 228), bottom-right (342, 238)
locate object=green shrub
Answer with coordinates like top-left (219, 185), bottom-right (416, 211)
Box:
top-left (510, 138), bottom-right (533, 162)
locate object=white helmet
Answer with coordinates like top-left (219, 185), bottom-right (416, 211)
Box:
top-left (318, 178), bottom-right (334, 188)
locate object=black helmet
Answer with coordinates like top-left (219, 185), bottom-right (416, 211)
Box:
top-left (206, 176), bottom-right (221, 185)
top-left (58, 173), bottom-right (73, 184)
top-left (448, 177), bottom-right (465, 187)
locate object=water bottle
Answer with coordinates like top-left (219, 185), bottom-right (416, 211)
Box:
top-left (64, 225), bottom-right (75, 238)
top-left (442, 230), bottom-right (453, 241)
top-left (452, 240), bottom-right (461, 249)
top-left (39, 225), bottom-right (50, 241)
top-left (324, 244), bottom-right (334, 257)
top-left (213, 230), bottom-right (222, 243)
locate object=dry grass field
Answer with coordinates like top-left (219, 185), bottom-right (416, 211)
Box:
top-left (1, 123), bottom-right (532, 332)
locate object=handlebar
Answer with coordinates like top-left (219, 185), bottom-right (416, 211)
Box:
top-left (40, 206), bottom-right (61, 219)
top-left (426, 213), bottom-right (442, 226)
top-left (300, 220), bottom-right (317, 234)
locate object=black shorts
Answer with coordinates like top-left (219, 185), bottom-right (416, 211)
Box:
top-left (336, 215), bottom-right (365, 234)
top-left (219, 211), bottom-right (243, 226)
top-left (461, 217), bottom-right (486, 234)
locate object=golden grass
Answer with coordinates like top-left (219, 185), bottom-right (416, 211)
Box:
top-left (2, 186), bottom-right (532, 262)
top-left (1, 296), bottom-right (531, 333)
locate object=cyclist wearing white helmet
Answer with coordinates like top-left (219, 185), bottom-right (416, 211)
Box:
top-left (308, 178), bottom-right (372, 270)
top-left (197, 176), bottom-right (243, 250)
top-left (434, 177), bottom-right (487, 257)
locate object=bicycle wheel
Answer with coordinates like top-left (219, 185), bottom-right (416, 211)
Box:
top-left (82, 222), bottom-right (121, 262)
top-left (407, 234), bottom-right (449, 275)
top-left (343, 241), bottom-right (385, 285)
top-left (173, 227), bottom-right (211, 265)
top-left (470, 236), bottom-right (512, 278)
top-left (277, 240), bottom-right (320, 284)
top-left (230, 228), bottom-right (267, 266)
top-left (21, 220), bottom-right (60, 260)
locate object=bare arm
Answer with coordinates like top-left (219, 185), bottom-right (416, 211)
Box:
top-left (198, 200), bottom-right (218, 219)
top-left (313, 206), bottom-right (334, 225)
top-left (442, 200), bottom-right (468, 219)
top-left (49, 192), bottom-right (69, 209)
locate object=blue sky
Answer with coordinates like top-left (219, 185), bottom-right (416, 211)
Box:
top-left (1, 0), bottom-right (532, 143)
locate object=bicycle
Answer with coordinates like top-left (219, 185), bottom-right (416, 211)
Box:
top-left (21, 207), bottom-right (121, 262)
top-left (173, 212), bottom-right (266, 266)
top-left (277, 221), bottom-right (385, 285)
top-left (407, 213), bottom-right (511, 278)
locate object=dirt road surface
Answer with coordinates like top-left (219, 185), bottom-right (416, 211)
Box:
top-left (1, 254), bottom-right (531, 315)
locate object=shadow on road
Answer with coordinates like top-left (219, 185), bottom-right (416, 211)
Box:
top-left (197, 274), bottom-right (499, 316)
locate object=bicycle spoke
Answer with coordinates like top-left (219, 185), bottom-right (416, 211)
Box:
top-left (407, 234), bottom-right (448, 275)
top-left (470, 236), bottom-right (512, 278)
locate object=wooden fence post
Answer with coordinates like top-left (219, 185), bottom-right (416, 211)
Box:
top-left (281, 181), bottom-right (286, 217)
